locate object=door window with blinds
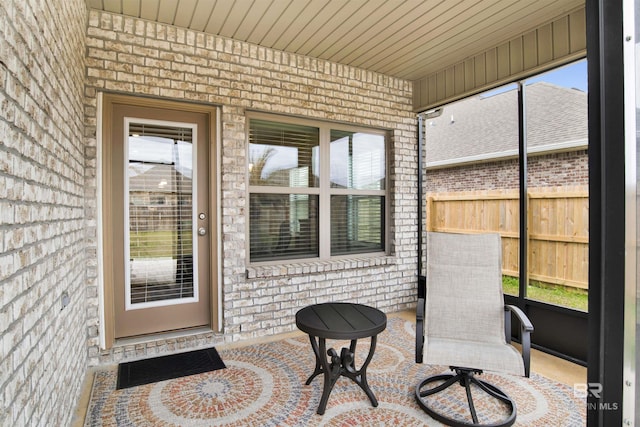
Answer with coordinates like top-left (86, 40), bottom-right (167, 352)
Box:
top-left (248, 115), bottom-right (387, 263)
top-left (125, 119), bottom-right (198, 308)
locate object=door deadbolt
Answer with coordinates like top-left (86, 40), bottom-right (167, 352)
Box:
top-left (199, 213), bottom-right (206, 220)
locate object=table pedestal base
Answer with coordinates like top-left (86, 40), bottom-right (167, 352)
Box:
top-left (305, 335), bottom-right (378, 415)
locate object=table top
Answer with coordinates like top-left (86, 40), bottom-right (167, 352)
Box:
top-left (296, 302), bottom-right (387, 340)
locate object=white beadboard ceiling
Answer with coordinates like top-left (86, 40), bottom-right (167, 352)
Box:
top-left (87, 0), bottom-right (584, 82)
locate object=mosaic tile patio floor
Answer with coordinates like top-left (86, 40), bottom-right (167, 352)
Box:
top-left (85, 318), bottom-right (585, 426)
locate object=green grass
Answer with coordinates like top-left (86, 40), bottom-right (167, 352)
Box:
top-left (502, 275), bottom-right (588, 312)
top-left (130, 230), bottom-right (193, 258)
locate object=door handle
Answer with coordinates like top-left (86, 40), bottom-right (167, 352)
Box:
top-left (198, 227), bottom-right (207, 236)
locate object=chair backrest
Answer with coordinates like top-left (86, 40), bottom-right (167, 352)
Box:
top-left (425, 232), bottom-right (506, 344)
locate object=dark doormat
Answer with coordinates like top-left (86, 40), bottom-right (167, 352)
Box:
top-left (116, 347), bottom-right (226, 389)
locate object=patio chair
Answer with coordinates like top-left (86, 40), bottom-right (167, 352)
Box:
top-left (415, 232), bottom-right (533, 427)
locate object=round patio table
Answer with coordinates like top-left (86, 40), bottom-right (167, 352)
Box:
top-left (295, 302), bottom-right (387, 415)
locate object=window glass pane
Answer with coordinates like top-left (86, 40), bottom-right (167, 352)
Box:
top-left (331, 195), bottom-right (384, 255)
top-left (127, 123), bottom-right (195, 304)
top-left (424, 83), bottom-right (520, 296)
top-left (249, 119), bottom-right (319, 188)
top-left (524, 60), bottom-right (588, 311)
top-left (249, 193), bottom-right (319, 262)
top-left (330, 130), bottom-right (385, 189)
top-left (247, 117), bottom-right (388, 262)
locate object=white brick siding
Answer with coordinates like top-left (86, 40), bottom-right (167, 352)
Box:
top-left (0, 1), bottom-right (87, 426)
top-left (84, 10), bottom-right (418, 366)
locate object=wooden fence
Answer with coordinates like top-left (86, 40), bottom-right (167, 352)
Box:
top-left (426, 186), bottom-right (588, 289)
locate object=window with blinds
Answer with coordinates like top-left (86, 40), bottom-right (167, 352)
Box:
top-left (126, 121), bottom-right (196, 305)
top-left (248, 116), bottom-right (387, 263)
top-left (248, 119), bottom-right (319, 187)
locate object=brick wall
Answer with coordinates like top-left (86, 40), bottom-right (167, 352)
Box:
top-left (426, 150), bottom-right (589, 192)
top-left (84, 10), bottom-right (417, 365)
top-left (0, 0), bottom-right (87, 425)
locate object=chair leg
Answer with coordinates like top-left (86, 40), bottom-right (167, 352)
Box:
top-left (415, 368), bottom-right (516, 427)
top-left (462, 374), bottom-right (479, 424)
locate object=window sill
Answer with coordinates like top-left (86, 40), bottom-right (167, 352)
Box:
top-left (246, 255), bottom-right (397, 279)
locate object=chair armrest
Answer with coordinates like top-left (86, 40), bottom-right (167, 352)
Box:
top-left (505, 305), bottom-right (534, 332)
top-left (504, 305), bottom-right (534, 377)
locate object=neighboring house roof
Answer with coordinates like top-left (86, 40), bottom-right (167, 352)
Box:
top-left (128, 164), bottom-right (192, 194)
top-left (425, 82), bottom-right (588, 168)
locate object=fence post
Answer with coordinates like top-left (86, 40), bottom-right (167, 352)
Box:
top-left (426, 196), bottom-right (434, 231)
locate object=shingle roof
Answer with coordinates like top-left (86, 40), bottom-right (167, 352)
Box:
top-left (128, 164), bottom-right (192, 193)
top-left (425, 82), bottom-right (588, 166)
